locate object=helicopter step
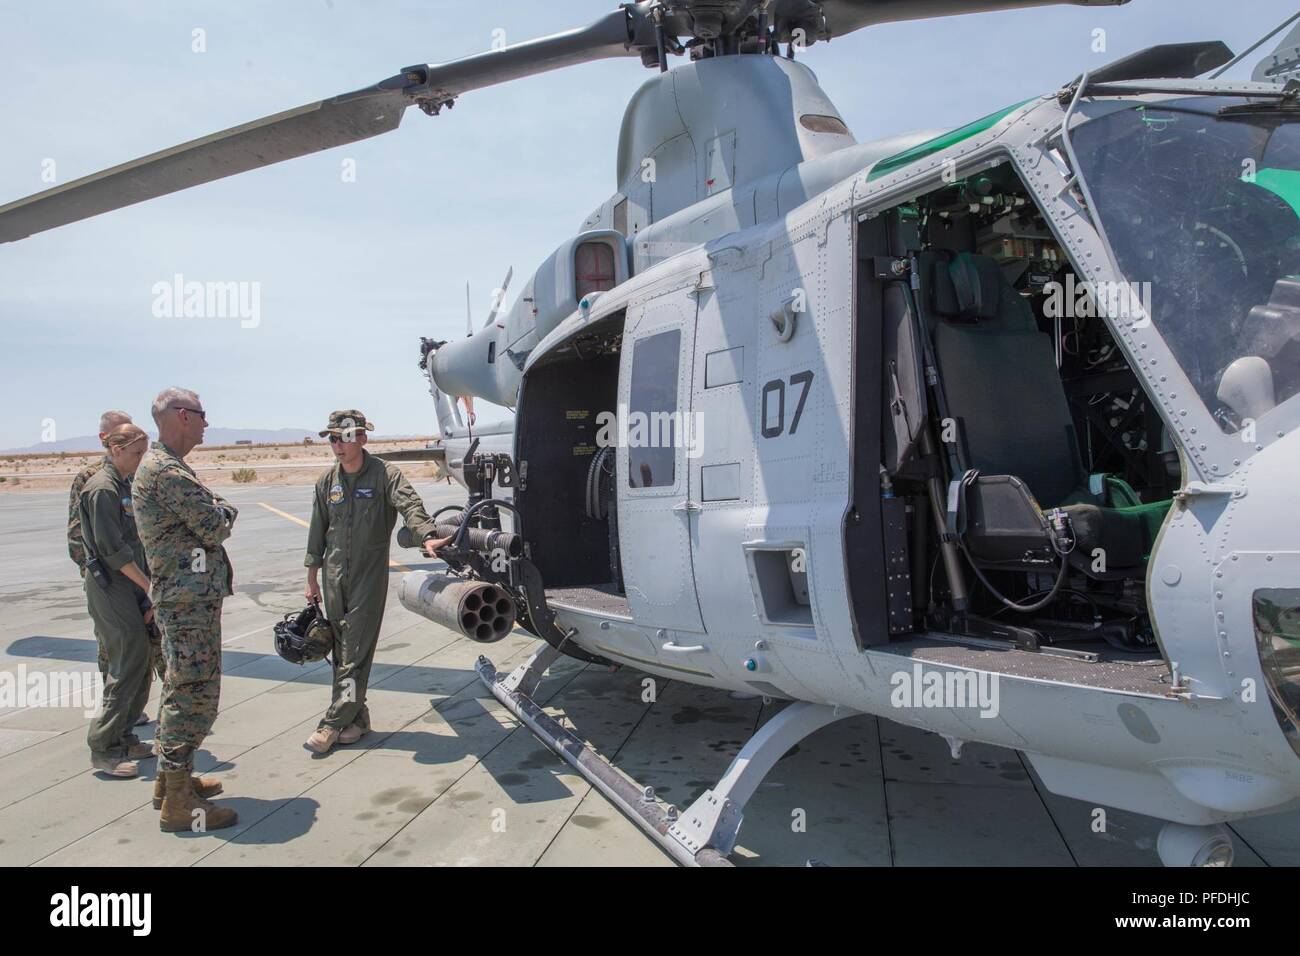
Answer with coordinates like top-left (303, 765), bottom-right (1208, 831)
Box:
top-left (476, 646), bottom-right (852, 866)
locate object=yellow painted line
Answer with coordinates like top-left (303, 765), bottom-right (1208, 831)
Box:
top-left (257, 501), bottom-right (308, 528)
top-left (256, 501), bottom-right (411, 573)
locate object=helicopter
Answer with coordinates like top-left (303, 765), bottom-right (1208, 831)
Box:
top-left (5, 1), bottom-right (1300, 869)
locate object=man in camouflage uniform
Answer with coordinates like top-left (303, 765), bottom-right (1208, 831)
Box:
top-left (80, 423), bottom-right (156, 777)
top-left (68, 409), bottom-right (132, 680)
top-left (133, 387), bottom-right (236, 832)
top-left (303, 410), bottom-right (445, 754)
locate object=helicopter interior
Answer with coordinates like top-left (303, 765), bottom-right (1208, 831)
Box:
top-left (862, 159), bottom-right (1178, 658)
top-left (511, 158), bottom-right (1181, 662)
top-left (512, 318), bottom-right (629, 610)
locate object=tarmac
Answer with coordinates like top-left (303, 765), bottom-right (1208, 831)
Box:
top-left (3, 480), bottom-right (1299, 867)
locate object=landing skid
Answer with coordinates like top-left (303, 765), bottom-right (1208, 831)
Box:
top-left (476, 646), bottom-right (851, 866)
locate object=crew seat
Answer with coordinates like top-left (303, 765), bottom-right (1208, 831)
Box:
top-left (918, 250), bottom-right (1169, 576)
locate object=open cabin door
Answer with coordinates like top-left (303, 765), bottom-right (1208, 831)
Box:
top-left (616, 289), bottom-right (705, 634)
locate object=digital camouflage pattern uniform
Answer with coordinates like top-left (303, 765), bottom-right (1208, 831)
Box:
top-left (132, 442), bottom-right (237, 773)
top-left (68, 457), bottom-right (111, 677)
top-left (305, 443), bottom-right (436, 732)
top-left (80, 460), bottom-right (154, 757)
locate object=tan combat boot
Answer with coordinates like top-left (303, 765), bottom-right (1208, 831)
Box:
top-left (152, 773), bottom-right (225, 810)
top-left (305, 726), bottom-right (340, 753)
top-left (90, 753), bottom-right (138, 777)
top-left (159, 769), bottom-right (237, 832)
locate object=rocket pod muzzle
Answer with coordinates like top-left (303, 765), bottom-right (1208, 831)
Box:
top-left (398, 570), bottom-right (517, 643)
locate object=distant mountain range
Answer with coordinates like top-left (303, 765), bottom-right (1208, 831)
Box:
top-left (2, 428), bottom-right (423, 454)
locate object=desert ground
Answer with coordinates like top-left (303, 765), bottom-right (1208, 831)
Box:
top-left (0, 439), bottom-right (443, 493)
top-left (3, 479), bottom-right (1299, 866)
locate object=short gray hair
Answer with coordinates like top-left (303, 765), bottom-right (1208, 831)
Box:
top-left (151, 387), bottom-right (200, 425)
top-left (98, 409), bottom-right (132, 434)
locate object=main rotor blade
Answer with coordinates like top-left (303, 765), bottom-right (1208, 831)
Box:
top-left (655, 0), bottom-right (1128, 41)
top-left (0, 7), bottom-right (645, 244)
top-left (788, 0), bottom-right (1130, 39)
top-left (0, 84), bottom-right (411, 244)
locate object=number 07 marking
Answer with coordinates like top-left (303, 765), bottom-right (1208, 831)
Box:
top-left (761, 370), bottom-right (814, 438)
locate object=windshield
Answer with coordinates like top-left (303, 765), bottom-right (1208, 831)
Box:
top-left (1255, 589), bottom-right (1300, 761)
top-left (1071, 97), bottom-right (1300, 434)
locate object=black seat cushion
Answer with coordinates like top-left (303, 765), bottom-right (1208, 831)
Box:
top-left (921, 250), bottom-right (1165, 574)
top-left (923, 250), bottom-right (1084, 508)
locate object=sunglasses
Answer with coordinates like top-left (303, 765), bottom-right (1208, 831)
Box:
top-left (109, 434), bottom-right (147, 451)
top-left (170, 404), bottom-right (208, 422)
top-left (328, 433), bottom-right (361, 444)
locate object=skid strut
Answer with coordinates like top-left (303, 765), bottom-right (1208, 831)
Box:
top-left (476, 646), bottom-right (851, 866)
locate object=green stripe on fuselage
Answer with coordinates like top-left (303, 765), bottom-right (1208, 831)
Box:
top-left (868, 99), bottom-right (1035, 181)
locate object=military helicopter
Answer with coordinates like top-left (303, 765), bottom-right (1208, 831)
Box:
top-left (6, 1), bottom-right (1300, 869)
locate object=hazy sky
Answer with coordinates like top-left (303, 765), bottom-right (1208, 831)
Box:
top-left (0, 0), bottom-right (1292, 449)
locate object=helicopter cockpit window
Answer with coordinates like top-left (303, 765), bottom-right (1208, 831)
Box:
top-left (627, 329), bottom-right (680, 489)
top-left (576, 240), bottom-right (617, 301)
top-left (1071, 97), bottom-right (1300, 434)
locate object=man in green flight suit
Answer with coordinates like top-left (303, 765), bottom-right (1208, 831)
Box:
top-left (133, 387), bottom-right (235, 832)
top-left (68, 409), bottom-right (133, 681)
top-left (303, 409), bottom-right (447, 754)
top-left (80, 423), bottom-right (157, 777)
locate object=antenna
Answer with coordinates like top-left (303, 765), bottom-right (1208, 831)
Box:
top-left (465, 281), bottom-right (473, 337)
top-left (1211, 10), bottom-right (1300, 79)
top-left (485, 266), bottom-right (514, 329)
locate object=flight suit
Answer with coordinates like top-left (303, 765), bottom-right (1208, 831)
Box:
top-left (80, 461), bottom-right (153, 757)
top-left (132, 442), bottom-right (237, 774)
top-left (305, 451), bottom-right (436, 732)
top-left (68, 457), bottom-right (111, 677)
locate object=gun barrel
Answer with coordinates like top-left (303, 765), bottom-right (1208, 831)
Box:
top-left (397, 523), bottom-right (522, 559)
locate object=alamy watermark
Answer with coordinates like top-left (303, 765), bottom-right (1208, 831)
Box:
top-left (890, 663), bottom-right (1000, 719)
top-left (0, 664), bottom-right (103, 717)
top-left (594, 404), bottom-right (705, 459)
top-left (151, 273), bottom-right (261, 328)
top-left (50, 886), bottom-right (151, 936)
top-left (1042, 273), bottom-right (1152, 327)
